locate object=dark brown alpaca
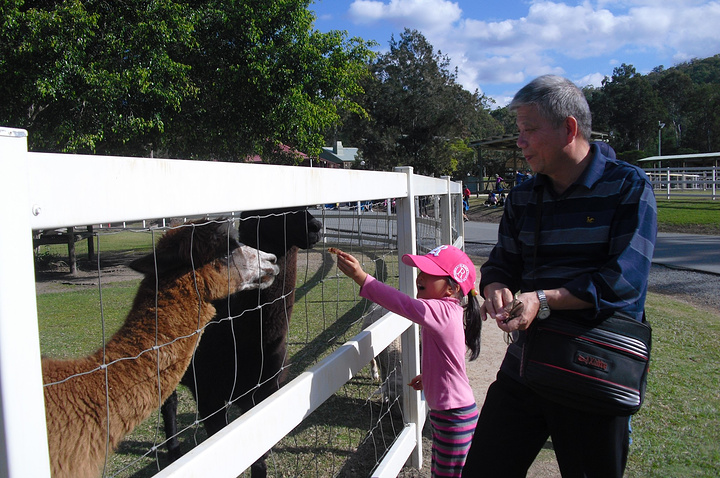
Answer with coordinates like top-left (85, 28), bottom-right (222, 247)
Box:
top-left (161, 207), bottom-right (322, 477)
top-left (41, 220), bottom-right (279, 478)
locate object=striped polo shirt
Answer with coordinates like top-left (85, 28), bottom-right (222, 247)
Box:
top-left (480, 144), bottom-right (657, 377)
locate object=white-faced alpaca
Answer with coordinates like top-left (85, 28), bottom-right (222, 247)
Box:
top-left (161, 207), bottom-right (321, 477)
top-left (362, 303), bottom-right (404, 414)
top-left (42, 220), bottom-right (279, 478)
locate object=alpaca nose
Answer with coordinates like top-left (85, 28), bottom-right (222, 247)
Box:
top-left (261, 251), bottom-right (277, 265)
top-left (260, 251), bottom-right (280, 277)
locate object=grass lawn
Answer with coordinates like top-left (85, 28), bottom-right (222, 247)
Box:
top-left (36, 245), bottom-right (402, 477)
top-left (626, 293), bottom-right (720, 477)
top-left (655, 198), bottom-right (720, 234)
top-left (466, 195), bottom-right (720, 234)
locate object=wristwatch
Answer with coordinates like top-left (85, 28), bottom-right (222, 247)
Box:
top-left (536, 290), bottom-right (550, 319)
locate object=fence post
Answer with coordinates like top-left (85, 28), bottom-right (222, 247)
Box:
top-left (455, 180), bottom-right (465, 245)
top-left (394, 166), bottom-right (424, 469)
top-left (0, 128), bottom-right (52, 477)
top-left (440, 176), bottom-right (453, 245)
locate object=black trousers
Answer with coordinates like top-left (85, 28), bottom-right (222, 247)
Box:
top-left (462, 372), bottom-right (630, 478)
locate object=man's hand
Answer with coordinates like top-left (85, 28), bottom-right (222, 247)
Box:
top-left (482, 284), bottom-right (542, 332)
top-left (480, 283), bottom-right (515, 321)
top-left (497, 290), bottom-right (544, 331)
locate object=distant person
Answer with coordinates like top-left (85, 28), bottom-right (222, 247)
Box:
top-left (495, 174), bottom-right (503, 192)
top-left (463, 184), bottom-right (471, 219)
top-left (334, 245), bottom-right (482, 477)
top-left (462, 75), bottom-right (657, 478)
top-left (484, 192), bottom-right (498, 207)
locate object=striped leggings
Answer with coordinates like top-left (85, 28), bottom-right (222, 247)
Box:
top-left (429, 403), bottom-right (479, 477)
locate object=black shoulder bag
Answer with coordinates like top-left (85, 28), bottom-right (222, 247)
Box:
top-left (520, 187), bottom-right (652, 416)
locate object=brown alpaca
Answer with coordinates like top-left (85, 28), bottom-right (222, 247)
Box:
top-left (41, 220), bottom-right (279, 478)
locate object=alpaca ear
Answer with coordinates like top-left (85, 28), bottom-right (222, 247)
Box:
top-left (129, 251), bottom-right (178, 274)
top-left (129, 253), bottom-right (158, 274)
top-left (129, 254), bottom-right (154, 274)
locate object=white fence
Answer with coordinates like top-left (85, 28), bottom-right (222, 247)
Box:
top-left (644, 166), bottom-right (719, 200)
top-left (0, 127), bottom-right (465, 477)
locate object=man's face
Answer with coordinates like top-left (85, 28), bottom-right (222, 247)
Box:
top-left (515, 104), bottom-right (567, 175)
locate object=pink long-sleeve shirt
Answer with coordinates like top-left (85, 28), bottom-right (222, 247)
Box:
top-left (359, 275), bottom-right (476, 411)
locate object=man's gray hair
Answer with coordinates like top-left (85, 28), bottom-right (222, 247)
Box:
top-left (509, 75), bottom-right (592, 141)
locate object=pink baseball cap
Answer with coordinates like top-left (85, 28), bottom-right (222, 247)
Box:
top-left (401, 245), bottom-right (477, 296)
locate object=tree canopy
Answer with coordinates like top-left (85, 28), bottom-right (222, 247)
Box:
top-left (2, 1), bottom-right (718, 171)
top-left (585, 55), bottom-right (720, 159)
top-left (335, 29), bottom-right (501, 177)
top-left (0, 0), bottom-right (375, 161)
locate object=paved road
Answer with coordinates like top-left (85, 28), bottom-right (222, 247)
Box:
top-left (463, 221), bottom-right (720, 275)
top-left (315, 208), bottom-right (719, 275)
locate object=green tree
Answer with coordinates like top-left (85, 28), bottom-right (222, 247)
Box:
top-left (340, 29), bottom-right (498, 176)
top-left (167, 0), bottom-right (374, 162)
top-left (0, 0), bottom-right (374, 161)
top-left (686, 82), bottom-right (720, 152)
top-left (654, 70), bottom-right (694, 153)
top-left (584, 84), bottom-right (612, 137)
top-left (0, 0), bottom-right (197, 155)
top-left (601, 64), bottom-right (663, 153)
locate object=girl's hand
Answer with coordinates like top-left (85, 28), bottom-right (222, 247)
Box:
top-left (333, 249), bottom-right (368, 286)
top-left (408, 374), bottom-right (423, 391)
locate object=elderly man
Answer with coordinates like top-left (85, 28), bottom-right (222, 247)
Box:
top-left (462, 75), bottom-right (657, 477)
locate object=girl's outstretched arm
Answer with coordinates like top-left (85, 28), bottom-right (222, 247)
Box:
top-left (333, 249), bottom-right (368, 287)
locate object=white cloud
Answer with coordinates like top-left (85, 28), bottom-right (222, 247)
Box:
top-left (576, 72), bottom-right (607, 88)
top-left (458, 1), bottom-right (719, 95)
top-left (349, 0), bottom-right (462, 33)
top-left (343, 1), bottom-right (720, 103)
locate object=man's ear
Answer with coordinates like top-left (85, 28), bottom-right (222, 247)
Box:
top-left (565, 116), bottom-right (579, 144)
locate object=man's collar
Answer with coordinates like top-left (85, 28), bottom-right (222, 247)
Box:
top-left (533, 143), bottom-right (606, 193)
top-left (578, 143), bottom-right (608, 189)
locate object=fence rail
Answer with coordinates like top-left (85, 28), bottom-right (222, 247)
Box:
top-left (0, 127), bottom-right (464, 477)
top-left (643, 166), bottom-right (719, 200)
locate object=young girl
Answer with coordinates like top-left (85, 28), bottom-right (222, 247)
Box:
top-left (334, 244), bottom-right (482, 477)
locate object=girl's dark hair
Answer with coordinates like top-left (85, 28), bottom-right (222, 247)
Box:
top-left (463, 294), bottom-right (482, 361)
top-left (447, 278), bottom-right (482, 361)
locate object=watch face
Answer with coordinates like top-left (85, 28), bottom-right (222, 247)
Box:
top-left (538, 308), bottom-right (550, 319)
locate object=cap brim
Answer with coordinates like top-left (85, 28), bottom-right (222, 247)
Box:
top-left (401, 254), bottom-right (447, 277)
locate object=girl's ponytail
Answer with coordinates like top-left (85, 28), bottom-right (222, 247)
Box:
top-left (464, 294), bottom-right (482, 361)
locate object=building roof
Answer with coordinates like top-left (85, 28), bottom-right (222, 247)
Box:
top-left (470, 131), bottom-right (609, 151)
top-left (320, 141), bottom-right (359, 166)
top-left (637, 152), bottom-right (720, 165)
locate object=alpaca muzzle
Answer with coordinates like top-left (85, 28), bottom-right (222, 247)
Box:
top-left (231, 246), bottom-right (279, 290)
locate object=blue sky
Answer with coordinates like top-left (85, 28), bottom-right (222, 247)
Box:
top-left (311, 0), bottom-right (720, 107)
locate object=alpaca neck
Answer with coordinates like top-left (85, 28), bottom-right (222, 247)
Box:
top-left (45, 267), bottom-right (228, 458)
